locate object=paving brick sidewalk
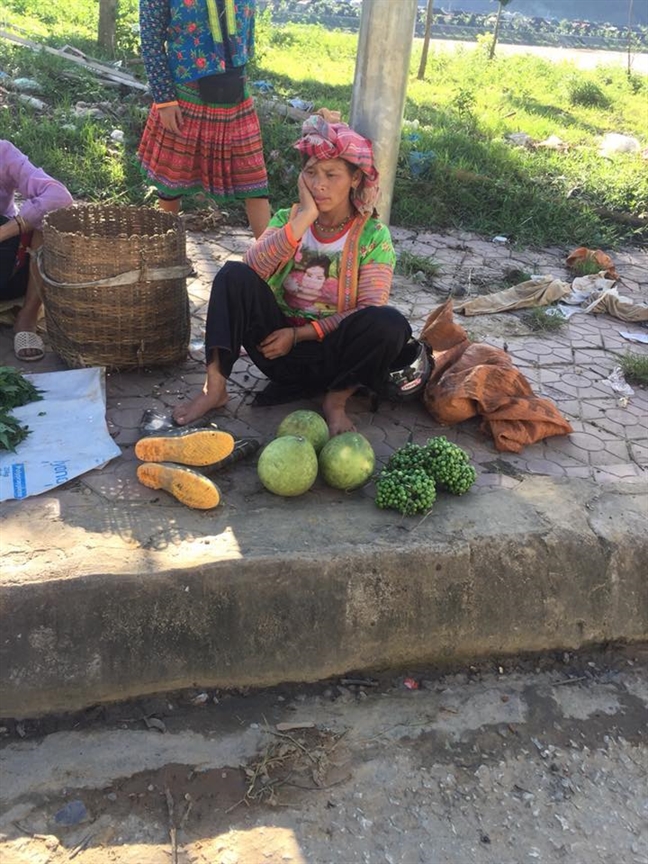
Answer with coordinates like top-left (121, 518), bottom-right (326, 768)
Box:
top-left (3, 224), bottom-right (645, 494)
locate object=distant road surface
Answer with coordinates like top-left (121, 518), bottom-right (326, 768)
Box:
top-left (421, 38), bottom-right (648, 74)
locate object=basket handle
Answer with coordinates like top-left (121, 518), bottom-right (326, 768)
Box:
top-left (35, 248), bottom-right (193, 288)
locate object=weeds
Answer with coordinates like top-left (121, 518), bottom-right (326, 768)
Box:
top-left (396, 251), bottom-right (441, 281)
top-left (569, 257), bottom-right (605, 277)
top-left (619, 352), bottom-right (648, 387)
top-left (566, 78), bottom-right (611, 108)
top-left (523, 307), bottom-right (568, 332)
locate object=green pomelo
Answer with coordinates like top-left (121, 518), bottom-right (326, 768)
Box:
top-left (257, 435), bottom-right (318, 497)
top-left (319, 432), bottom-right (376, 491)
top-left (276, 409), bottom-right (330, 454)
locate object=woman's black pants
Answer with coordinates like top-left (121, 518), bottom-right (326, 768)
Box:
top-left (204, 261), bottom-right (412, 394)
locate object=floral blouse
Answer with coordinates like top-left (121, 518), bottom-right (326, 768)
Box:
top-left (139, 0), bottom-right (256, 104)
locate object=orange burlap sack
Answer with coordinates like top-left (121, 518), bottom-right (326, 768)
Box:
top-left (566, 247), bottom-right (618, 281)
top-left (420, 300), bottom-right (573, 453)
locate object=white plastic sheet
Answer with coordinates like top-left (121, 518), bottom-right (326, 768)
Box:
top-left (0, 367), bottom-right (121, 502)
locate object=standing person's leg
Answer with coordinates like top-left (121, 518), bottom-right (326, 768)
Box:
top-left (320, 306), bottom-right (412, 434)
top-left (158, 195), bottom-right (182, 215)
top-left (173, 261), bottom-right (290, 425)
top-left (245, 197), bottom-right (271, 239)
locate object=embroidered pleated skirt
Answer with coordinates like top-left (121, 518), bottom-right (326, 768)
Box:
top-left (137, 85), bottom-right (269, 202)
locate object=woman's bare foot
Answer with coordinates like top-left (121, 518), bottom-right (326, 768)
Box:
top-left (323, 389), bottom-right (356, 436)
top-left (173, 386), bottom-right (228, 426)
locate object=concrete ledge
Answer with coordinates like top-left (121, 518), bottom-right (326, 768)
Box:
top-left (1, 477), bottom-right (646, 718)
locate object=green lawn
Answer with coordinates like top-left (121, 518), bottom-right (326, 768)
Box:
top-left (1, 5), bottom-right (646, 247)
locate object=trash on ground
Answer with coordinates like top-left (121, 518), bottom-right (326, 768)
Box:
top-left (191, 692), bottom-right (210, 706)
top-left (505, 132), bottom-right (534, 147)
top-left (598, 133), bottom-right (641, 157)
top-left (619, 330), bottom-right (648, 345)
top-left (420, 299), bottom-right (573, 452)
top-left (110, 129), bottom-right (124, 143)
top-left (601, 367), bottom-right (635, 398)
top-left (12, 77), bottom-right (42, 93)
top-left (535, 134), bottom-right (568, 151)
top-left (143, 716), bottom-right (167, 733)
top-left (17, 94), bottom-right (47, 110)
top-left (403, 678), bottom-right (420, 690)
top-left (288, 98), bottom-right (314, 112)
top-left (544, 307), bottom-right (568, 320)
top-left (408, 150), bottom-right (436, 176)
top-left (454, 275), bottom-right (570, 316)
top-left (492, 235), bottom-right (509, 244)
top-left (251, 80), bottom-right (274, 92)
top-left (74, 101), bottom-right (110, 118)
top-left (53, 799), bottom-right (89, 827)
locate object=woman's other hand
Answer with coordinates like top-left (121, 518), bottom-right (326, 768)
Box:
top-left (258, 328), bottom-right (295, 360)
top-left (157, 104), bottom-right (184, 135)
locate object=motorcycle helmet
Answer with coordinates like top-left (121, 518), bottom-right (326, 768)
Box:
top-left (384, 338), bottom-right (433, 402)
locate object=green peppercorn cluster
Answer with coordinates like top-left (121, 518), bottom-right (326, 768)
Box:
top-left (375, 467), bottom-right (437, 516)
top-left (375, 436), bottom-right (477, 515)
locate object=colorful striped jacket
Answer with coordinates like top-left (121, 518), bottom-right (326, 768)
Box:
top-left (139, 0), bottom-right (256, 104)
top-left (244, 207), bottom-right (396, 338)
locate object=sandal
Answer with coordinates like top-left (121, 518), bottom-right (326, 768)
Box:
top-left (14, 331), bottom-right (45, 362)
top-left (137, 462), bottom-right (222, 510)
top-left (134, 428), bottom-right (235, 467)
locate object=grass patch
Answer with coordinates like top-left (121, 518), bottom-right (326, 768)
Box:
top-left (568, 257), bottom-right (606, 277)
top-left (619, 353), bottom-right (648, 387)
top-left (395, 251), bottom-right (441, 281)
top-left (522, 307), bottom-right (568, 332)
top-left (0, 9), bottom-right (647, 246)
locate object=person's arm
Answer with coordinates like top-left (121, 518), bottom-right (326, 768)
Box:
top-left (3, 143), bottom-right (73, 231)
top-left (245, 173), bottom-right (318, 280)
top-left (139, 0), bottom-right (178, 107)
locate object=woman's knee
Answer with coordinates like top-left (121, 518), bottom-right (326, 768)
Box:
top-left (354, 305), bottom-right (412, 342)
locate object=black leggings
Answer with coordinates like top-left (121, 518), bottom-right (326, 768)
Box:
top-left (205, 261), bottom-right (412, 394)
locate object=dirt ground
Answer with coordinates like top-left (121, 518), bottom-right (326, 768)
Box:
top-left (1, 646), bottom-right (646, 864)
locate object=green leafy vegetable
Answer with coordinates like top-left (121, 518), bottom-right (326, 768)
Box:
top-left (0, 410), bottom-right (30, 452)
top-left (0, 367), bottom-right (44, 452)
top-left (0, 366), bottom-right (43, 411)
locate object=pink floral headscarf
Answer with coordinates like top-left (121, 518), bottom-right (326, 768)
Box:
top-left (293, 114), bottom-right (380, 216)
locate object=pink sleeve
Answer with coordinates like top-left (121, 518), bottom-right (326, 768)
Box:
top-left (6, 145), bottom-right (73, 229)
top-left (244, 224), bottom-right (298, 282)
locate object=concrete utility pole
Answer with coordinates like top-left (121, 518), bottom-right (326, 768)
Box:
top-left (350, 0), bottom-right (418, 225)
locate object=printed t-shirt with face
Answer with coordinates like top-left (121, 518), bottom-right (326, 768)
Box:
top-left (281, 226), bottom-right (348, 317)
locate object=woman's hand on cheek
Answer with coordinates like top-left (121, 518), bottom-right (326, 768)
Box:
top-left (298, 172), bottom-right (319, 220)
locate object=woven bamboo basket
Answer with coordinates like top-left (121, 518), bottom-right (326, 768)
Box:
top-left (40, 204), bottom-right (191, 370)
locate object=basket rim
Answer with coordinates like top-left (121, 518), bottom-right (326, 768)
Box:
top-left (42, 203), bottom-right (184, 242)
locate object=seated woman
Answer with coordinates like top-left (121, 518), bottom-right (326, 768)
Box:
top-left (0, 140), bottom-right (73, 361)
top-left (173, 114), bottom-right (412, 435)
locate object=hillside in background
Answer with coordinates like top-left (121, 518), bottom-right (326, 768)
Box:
top-left (436, 1), bottom-right (646, 28)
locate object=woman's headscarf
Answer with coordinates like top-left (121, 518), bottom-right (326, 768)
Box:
top-left (293, 113), bottom-right (380, 216)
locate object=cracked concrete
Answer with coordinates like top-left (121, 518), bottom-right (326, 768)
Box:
top-left (0, 224), bottom-right (646, 717)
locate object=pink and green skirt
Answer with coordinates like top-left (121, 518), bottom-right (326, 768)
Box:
top-left (137, 86), bottom-right (269, 202)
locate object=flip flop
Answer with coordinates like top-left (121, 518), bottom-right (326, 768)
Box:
top-left (137, 462), bottom-right (222, 509)
top-left (14, 331), bottom-right (45, 362)
top-left (134, 427), bottom-right (235, 466)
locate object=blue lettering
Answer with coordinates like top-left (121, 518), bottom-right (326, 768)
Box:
top-left (11, 463), bottom-right (27, 499)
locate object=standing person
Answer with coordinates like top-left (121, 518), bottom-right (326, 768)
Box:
top-left (172, 114), bottom-right (413, 436)
top-left (0, 140), bottom-right (73, 362)
top-left (137, 0), bottom-right (271, 238)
